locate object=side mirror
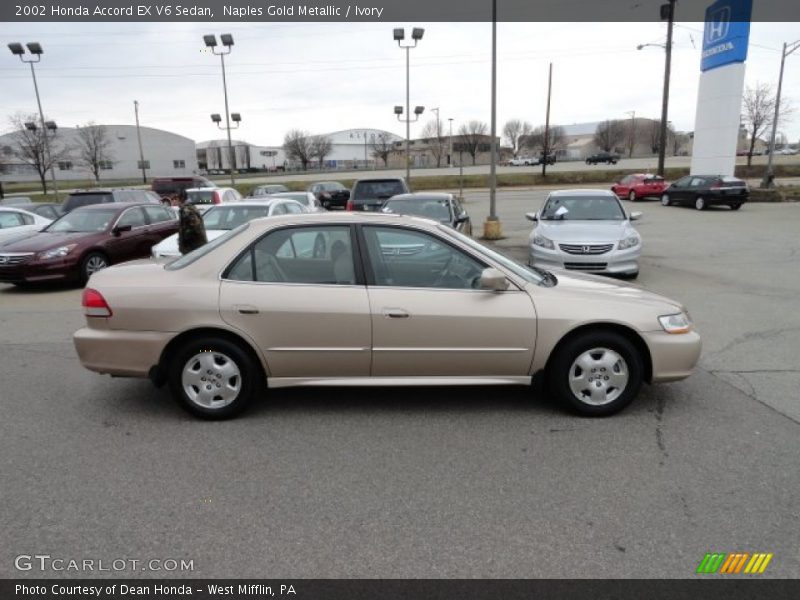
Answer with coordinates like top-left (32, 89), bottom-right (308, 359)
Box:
top-left (112, 224), bottom-right (132, 236)
top-left (525, 212), bottom-right (538, 222)
top-left (455, 212), bottom-right (469, 224)
top-left (479, 268), bottom-right (509, 292)
top-left (630, 211), bottom-right (642, 221)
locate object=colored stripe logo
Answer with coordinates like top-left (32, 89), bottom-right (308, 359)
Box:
top-left (697, 552), bottom-right (773, 574)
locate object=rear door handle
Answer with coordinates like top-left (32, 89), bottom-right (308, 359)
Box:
top-left (235, 304), bottom-right (259, 315)
top-left (382, 308), bottom-right (410, 319)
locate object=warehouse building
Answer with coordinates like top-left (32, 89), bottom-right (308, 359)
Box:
top-left (0, 124), bottom-right (198, 183)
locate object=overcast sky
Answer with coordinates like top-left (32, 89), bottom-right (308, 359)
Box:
top-left (2, 21), bottom-right (798, 145)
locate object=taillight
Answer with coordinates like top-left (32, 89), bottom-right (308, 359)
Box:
top-left (82, 288), bottom-right (113, 317)
top-left (213, 191), bottom-right (221, 204)
top-left (346, 198), bottom-right (354, 211)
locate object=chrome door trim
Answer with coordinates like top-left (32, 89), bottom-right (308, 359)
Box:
top-left (268, 375), bottom-right (533, 388)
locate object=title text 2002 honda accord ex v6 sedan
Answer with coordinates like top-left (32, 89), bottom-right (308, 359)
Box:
top-left (73, 212), bottom-right (701, 419)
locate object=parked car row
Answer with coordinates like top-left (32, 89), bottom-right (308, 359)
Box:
top-left (508, 155), bottom-right (557, 167)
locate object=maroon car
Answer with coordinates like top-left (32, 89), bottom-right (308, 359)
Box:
top-left (0, 203), bottom-right (178, 286)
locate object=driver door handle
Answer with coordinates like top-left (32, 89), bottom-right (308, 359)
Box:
top-left (382, 308), bottom-right (410, 319)
top-left (235, 304), bottom-right (259, 315)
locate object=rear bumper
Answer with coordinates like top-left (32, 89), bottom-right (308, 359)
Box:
top-left (642, 329), bottom-right (702, 383)
top-left (74, 326), bottom-right (172, 378)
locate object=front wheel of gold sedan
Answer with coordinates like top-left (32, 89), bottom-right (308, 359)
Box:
top-left (548, 331), bottom-right (643, 416)
top-left (168, 337), bottom-right (260, 419)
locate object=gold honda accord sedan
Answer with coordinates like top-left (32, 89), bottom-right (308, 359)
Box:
top-left (74, 212), bottom-right (701, 419)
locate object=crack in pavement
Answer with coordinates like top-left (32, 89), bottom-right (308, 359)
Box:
top-left (705, 326), bottom-right (800, 359)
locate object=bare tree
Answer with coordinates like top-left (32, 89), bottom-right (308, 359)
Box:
top-left (457, 120), bottom-right (488, 165)
top-left (310, 135), bottom-right (333, 169)
top-left (503, 119), bottom-right (532, 157)
top-left (742, 83), bottom-right (793, 166)
top-left (671, 128), bottom-right (689, 156)
top-left (8, 113), bottom-right (71, 193)
top-left (623, 119), bottom-right (638, 158)
top-left (370, 132), bottom-right (394, 167)
top-left (647, 119), bottom-right (663, 155)
top-left (594, 120), bottom-right (625, 152)
top-left (421, 118), bottom-right (446, 167)
top-left (283, 129), bottom-right (314, 171)
top-left (75, 122), bottom-right (113, 183)
top-left (523, 124), bottom-right (565, 158)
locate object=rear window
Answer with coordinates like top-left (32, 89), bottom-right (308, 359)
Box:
top-left (353, 180), bottom-right (407, 201)
top-left (720, 177), bottom-right (745, 185)
top-left (187, 190), bottom-right (217, 205)
top-left (65, 193), bottom-right (113, 209)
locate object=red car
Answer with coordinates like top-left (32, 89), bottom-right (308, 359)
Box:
top-left (0, 203), bottom-right (178, 286)
top-left (611, 173), bottom-right (668, 201)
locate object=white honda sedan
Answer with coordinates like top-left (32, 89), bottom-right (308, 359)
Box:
top-left (0, 206), bottom-right (53, 245)
top-left (527, 190), bottom-right (642, 279)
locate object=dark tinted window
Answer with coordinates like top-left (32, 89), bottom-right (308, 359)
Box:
top-left (353, 180), bottom-right (407, 201)
top-left (187, 190), bottom-right (218, 205)
top-left (64, 193), bottom-right (113, 211)
top-left (116, 207), bottom-right (147, 228)
top-left (383, 198), bottom-right (452, 223)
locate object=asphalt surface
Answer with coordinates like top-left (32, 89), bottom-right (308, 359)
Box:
top-left (1, 193), bottom-right (799, 579)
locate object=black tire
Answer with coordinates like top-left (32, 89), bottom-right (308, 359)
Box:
top-left (621, 271), bottom-right (639, 280)
top-left (695, 196), bottom-right (707, 211)
top-left (730, 203), bottom-right (742, 211)
top-left (168, 336), bottom-right (261, 419)
top-left (81, 251), bottom-right (109, 284)
top-left (547, 330), bottom-right (643, 417)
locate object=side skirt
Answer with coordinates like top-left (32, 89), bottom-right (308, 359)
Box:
top-left (267, 376), bottom-right (533, 389)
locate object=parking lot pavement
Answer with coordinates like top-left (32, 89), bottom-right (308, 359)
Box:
top-left (1, 199), bottom-right (799, 578)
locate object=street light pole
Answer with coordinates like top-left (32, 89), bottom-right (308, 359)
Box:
top-left (484, 0), bottom-right (501, 240)
top-left (657, 0), bottom-right (676, 177)
top-left (134, 100), bottom-right (147, 184)
top-left (204, 34), bottom-right (237, 187)
top-left (9, 42), bottom-right (59, 198)
top-left (431, 107), bottom-right (441, 167)
top-left (448, 118), bottom-right (454, 168)
top-left (762, 39), bottom-right (800, 188)
top-left (394, 27), bottom-right (424, 183)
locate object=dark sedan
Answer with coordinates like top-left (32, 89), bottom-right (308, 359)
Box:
top-left (660, 175), bottom-right (748, 210)
top-left (381, 193), bottom-right (473, 235)
top-left (0, 203), bottom-right (177, 286)
top-left (308, 181), bottom-right (350, 210)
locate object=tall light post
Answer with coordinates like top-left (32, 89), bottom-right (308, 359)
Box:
top-left (484, 0), bottom-right (501, 240)
top-left (210, 112), bottom-right (242, 173)
top-left (448, 118), bottom-right (454, 168)
top-left (204, 33), bottom-right (237, 187)
top-left (133, 100), bottom-right (147, 184)
top-left (395, 105), bottom-right (425, 174)
top-left (431, 107), bottom-right (440, 167)
top-left (657, 0), bottom-right (676, 177)
top-left (8, 42), bottom-right (59, 198)
top-left (394, 27), bottom-right (424, 183)
top-left (762, 39), bottom-right (800, 188)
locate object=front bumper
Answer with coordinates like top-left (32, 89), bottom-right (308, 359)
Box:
top-left (642, 329), bottom-right (702, 383)
top-left (0, 255), bottom-right (81, 283)
top-left (529, 243), bottom-right (640, 275)
top-left (74, 326), bottom-right (173, 378)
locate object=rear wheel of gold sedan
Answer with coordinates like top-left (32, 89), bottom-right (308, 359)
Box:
top-left (548, 331), bottom-right (643, 416)
top-left (168, 337), bottom-right (260, 419)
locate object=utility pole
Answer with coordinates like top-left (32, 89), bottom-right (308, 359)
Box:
top-left (542, 62), bottom-right (553, 177)
top-left (448, 118), bottom-right (454, 168)
top-left (762, 39), bottom-right (800, 188)
top-left (134, 100), bottom-right (147, 184)
top-left (657, 0), bottom-right (676, 177)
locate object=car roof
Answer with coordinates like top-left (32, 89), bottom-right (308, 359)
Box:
top-left (186, 186), bottom-right (228, 192)
top-left (386, 193), bottom-right (452, 202)
top-left (0, 206), bottom-right (38, 215)
top-left (548, 189), bottom-right (618, 197)
top-left (70, 202), bottom-right (152, 212)
top-left (353, 177), bottom-right (405, 183)
top-left (207, 200), bottom-right (281, 208)
top-left (269, 191), bottom-right (310, 197)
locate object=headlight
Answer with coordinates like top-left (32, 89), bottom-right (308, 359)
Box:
top-left (533, 234), bottom-right (555, 250)
top-left (619, 235), bottom-right (640, 249)
top-left (38, 244), bottom-right (77, 260)
top-left (659, 312), bottom-right (692, 334)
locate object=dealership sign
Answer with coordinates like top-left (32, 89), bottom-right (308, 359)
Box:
top-left (701, 0), bottom-right (752, 71)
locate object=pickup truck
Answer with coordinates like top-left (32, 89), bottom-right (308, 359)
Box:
top-left (585, 152), bottom-right (620, 165)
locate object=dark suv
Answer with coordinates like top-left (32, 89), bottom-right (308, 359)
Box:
top-left (346, 177), bottom-right (410, 212)
top-left (62, 189), bottom-right (161, 213)
top-left (586, 152), bottom-right (620, 165)
top-left (151, 177), bottom-right (214, 202)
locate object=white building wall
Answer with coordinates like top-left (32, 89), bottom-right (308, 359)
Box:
top-left (0, 124), bottom-right (198, 182)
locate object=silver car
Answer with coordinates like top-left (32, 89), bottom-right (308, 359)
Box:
top-left (527, 190), bottom-right (642, 279)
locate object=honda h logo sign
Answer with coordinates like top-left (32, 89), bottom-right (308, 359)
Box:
top-left (582, 246), bottom-right (591, 254)
top-left (700, 0), bottom-right (752, 72)
top-left (705, 6), bottom-right (730, 44)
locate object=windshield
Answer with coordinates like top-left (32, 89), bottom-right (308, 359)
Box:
top-left (45, 209), bottom-right (117, 233)
top-left (383, 198), bottom-right (452, 223)
top-left (202, 206), bottom-right (272, 230)
top-left (166, 223), bottom-right (251, 270)
top-left (441, 226), bottom-right (546, 285)
top-left (540, 195), bottom-right (625, 221)
top-left (353, 180), bottom-right (406, 201)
